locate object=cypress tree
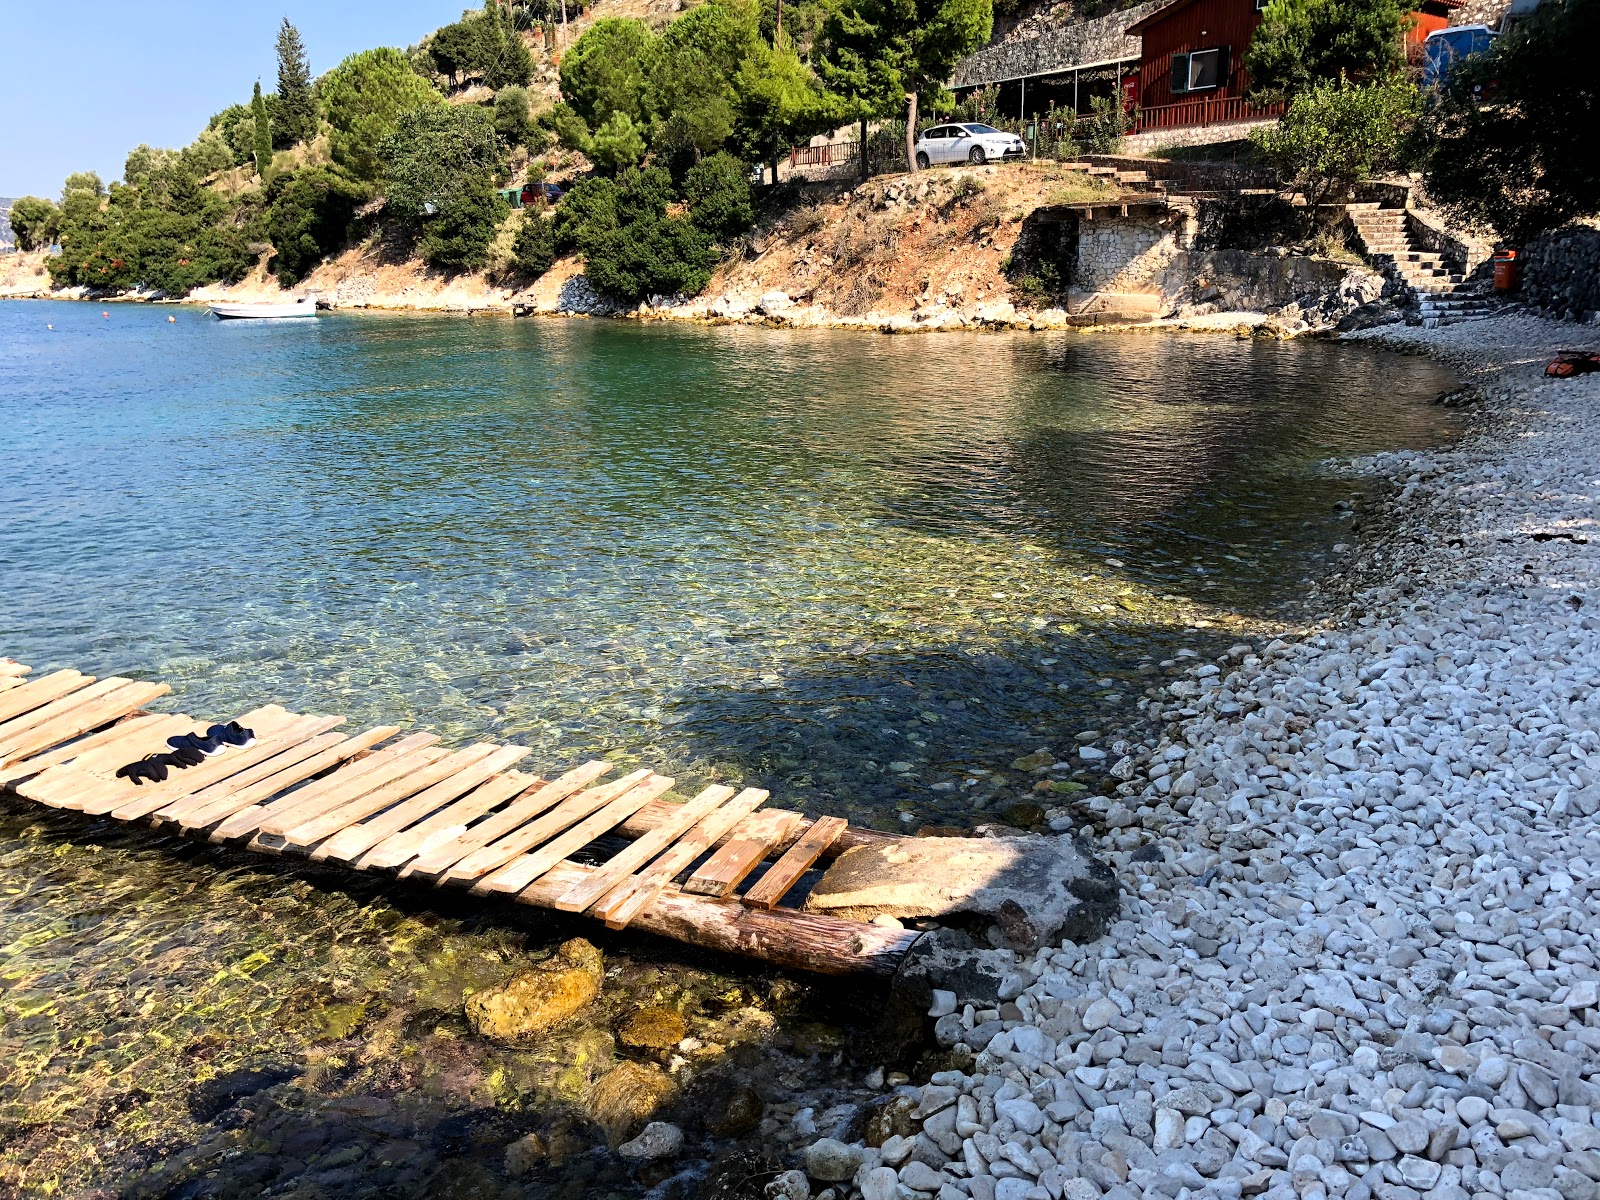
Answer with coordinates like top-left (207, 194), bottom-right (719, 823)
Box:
top-left (252, 81), bottom-right (273, 178)
top-left (275, 18), bottom-right (317, 147)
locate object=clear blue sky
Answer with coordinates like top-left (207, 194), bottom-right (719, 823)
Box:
top-left (0, 2), bottom-right (470, 199)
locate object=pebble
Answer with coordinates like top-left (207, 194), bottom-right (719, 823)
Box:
top-left (618, 1121), bottom-right (683, 1160)
top-left (795, 318), bottom-right (1600, 1200)
top-left (766, 1169), bottom-right (811, 1200)
top-left (804, 1138), bottom-right (862, 1182)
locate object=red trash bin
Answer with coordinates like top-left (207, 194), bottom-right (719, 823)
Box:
top-left (1493, 248), bottom-right (1520, 291)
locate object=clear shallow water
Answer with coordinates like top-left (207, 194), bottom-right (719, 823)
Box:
top-left (0, 299), bottom-right (1459, 1196)
top-left (3, 300), bottom-right (1457, 826)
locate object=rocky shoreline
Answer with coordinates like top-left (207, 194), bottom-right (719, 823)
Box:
top-left (774, 314), bottom-right (1600, 1200)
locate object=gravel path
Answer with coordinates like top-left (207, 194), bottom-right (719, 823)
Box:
top-left (791, 315), bottom-right (1600, 1200)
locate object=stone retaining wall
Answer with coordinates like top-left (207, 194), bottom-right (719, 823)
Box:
top-left (1520, 223), bottom-right (1600, 323)
top-left (1074, 208), bottom-right (1195, 292)
top-left (1121, 118), bottom-right (1277, 157)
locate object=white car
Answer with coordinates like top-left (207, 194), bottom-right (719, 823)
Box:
top-left (913, 122), bottom-right (1027, 169)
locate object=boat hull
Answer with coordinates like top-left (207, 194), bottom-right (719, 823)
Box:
top-left (208, 302), bottom-right (318, 320)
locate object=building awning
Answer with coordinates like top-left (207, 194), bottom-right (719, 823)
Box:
top-left (951, 0), bottom-right (1163, 89)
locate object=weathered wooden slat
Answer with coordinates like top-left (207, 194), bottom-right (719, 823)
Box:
top-left (431, 768), bottom-right (650, 883)
top-left (293, 743), bottom-right (512, 859)
top-left (0, 681), bottom-right (171, 766)
top-left (618, 798), bottom-right (895, 862)
top-left (358, 770), bottom-right (538, 871)
top-left (0, 660), bottom-right (31, 679)
top-left (0, 670), bottom-right (93, 726)
top-left (474, 773), bottom-right (676, 896)
top-left (740, 816), bottom-right (848, 910)
top-left (0, 713), bottom-right (189, 785)
top-left (0, 677), bottom-right (130, 747)
top-left (20, 705), bottom-right (294, 809)
top-left (684, 834), bottom-right (783, 898)
top-left (313, 744), bottom-right (530, 865)
top-left (253, 735), bottom-right (444, 837)
top-left (552, 784), bottom-right (736, 913)
top-left (106, 715), bottom-right (345, 820)
top-left (182, 726), bottom-right (402, 833)
top-left (593, 787), bottom-right (770, 930)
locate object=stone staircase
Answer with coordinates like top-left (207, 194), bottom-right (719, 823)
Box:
top-left (1347, 202), bottom-right (1496, 326)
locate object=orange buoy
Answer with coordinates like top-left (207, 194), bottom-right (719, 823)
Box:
top-left (102, 311), bottom-right (109, 318)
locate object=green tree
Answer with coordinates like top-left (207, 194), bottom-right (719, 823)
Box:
top-left (124, 145), bottom-right (179, 187)
top-left (683, 151), bottom-right (756, 240)
top-left (9, 196), bottom-right (61, 251)
top-left (584, 215), bottom-right (717, 301)
top-left (1246, 0), bottom-right (1411, 101)
top-left (494, 85), bottom-right (533, 144)
top-left (275, 19), bottom-right (318, 147)
top-left (323, 47), bottom-right (446, 182)
top-left (815, 0), bottom-right (991, 174)
top-left (267, 167), bottom-right (366, 284)
top-left (418, 179), bottom-right (509, 271)
top-left (512, 210), bottom-right (557, 275)
top-left (477, 1), bottom-right (537, 88)
top-left (60, 172), bottom-right (106, 224)
top-left (590, 111), bottom-right (649, 172)
top-left (428, 20), bottom-right (481, 87)
top-left (541, 102), bottom-right (593, 153)
top-left (1422, 0), bottom-right (1600, 244)
top-left (1251, 75), bottom-right (1420, 226)
top-left (648, 0), bottom-right (762, 156)
top-left (733, 42), bottom-right (837, 182)
top-left (251, 81), bottom-right (274, 177)
top-left (554, 174), bottom-right (622, 254)
top-left (381, 103), bottom-right (505, 220)
top-left (559, 18), bottom-right (658, 128)
top-left (180, 128), bottom-right (237, 177)
top-left (208, 104), bottom-right (258, 166)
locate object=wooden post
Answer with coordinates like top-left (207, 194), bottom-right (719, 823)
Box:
top-left (859, 115), bottom-right (869, 182)
top-left (905, 91), bottom-right (919, 172)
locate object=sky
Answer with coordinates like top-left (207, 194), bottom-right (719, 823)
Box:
top-left (0, 1), bottom-right (469, 199)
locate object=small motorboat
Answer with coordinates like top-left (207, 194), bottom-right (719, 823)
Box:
top-left (208, 296), bottom-right (319, 320)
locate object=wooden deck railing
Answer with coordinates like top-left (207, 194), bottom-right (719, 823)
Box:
top-left (1134, 96), bottom-right (1284, 133)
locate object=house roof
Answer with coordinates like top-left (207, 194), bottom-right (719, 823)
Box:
top-left (1127, 0), bottom-right (1461, 35)
top-left (951, 0), bottom-right (1163, 89)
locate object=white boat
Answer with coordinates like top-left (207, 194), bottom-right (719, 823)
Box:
top-left (208, 296), bottom-right (319, 320)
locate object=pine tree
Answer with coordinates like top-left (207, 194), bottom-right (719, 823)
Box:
top-left (275, 18), bottom-right (316, 147)
top-left (252, 81), bottom-right (273, 178)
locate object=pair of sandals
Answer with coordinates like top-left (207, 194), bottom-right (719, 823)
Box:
top-left (114, 721), bottom-right (257, 786)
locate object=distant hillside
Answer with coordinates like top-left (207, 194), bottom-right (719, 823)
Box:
top-left (0, 199), bottom-right (14, 250)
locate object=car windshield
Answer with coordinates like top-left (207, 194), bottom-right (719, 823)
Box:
top-left (963, 124), bottom-right (1001, 134)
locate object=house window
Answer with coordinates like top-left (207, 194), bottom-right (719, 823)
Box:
top-left (1169, 46), bottom-right (1228, 93)
top-left (1255, 0), bottom-right (1269, 10)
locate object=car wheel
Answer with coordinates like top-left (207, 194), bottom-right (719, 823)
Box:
top-left (968, 146), bottom-right (987, 165)
top-left (915, 151), bottom-right (930, 170)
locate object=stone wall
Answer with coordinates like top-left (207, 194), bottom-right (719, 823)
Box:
top-left (1159, 250), bottom-right (1384, 324)
top-left (951, 1), bottom-right (1159, 88)
top-left (1121, 119), bottom-right (1278, 157)
top-left (1073, 207), bottom-right (1195, 292)
top-left (1520, 223), bottom-right (1600, 322)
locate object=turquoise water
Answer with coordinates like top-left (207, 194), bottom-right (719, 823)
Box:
top-left (2, 300), bottom-right (1457, 826)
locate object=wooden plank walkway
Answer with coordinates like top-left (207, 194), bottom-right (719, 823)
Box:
top-left (0, 658), bottom-right (918, 977)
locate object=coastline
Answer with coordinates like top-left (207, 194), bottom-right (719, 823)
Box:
top-left (779, 313), bottom-right (1600, 1200)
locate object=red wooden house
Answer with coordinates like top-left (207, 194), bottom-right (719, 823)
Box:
top-left (1125, 0), bottom-right (1463, 133)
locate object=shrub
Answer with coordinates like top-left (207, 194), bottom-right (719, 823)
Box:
top-left (584, 214), bottom-right (716, 302)
top-left (1078, 95), bottom-right (1130, 155)
top-left (512, 211), bottom-right (557, 276)
top-left (683, 152), bottom-right (755, 241)
top-left (267, 167), bottom-right (366, 285)
top-left (419, 181), bottom-right (509, 271)
top-left (540, 103), bottom-right (593, 155)
top-left (1421, 0), bottom-right (1600, 244)
top-left (554, 175), bottom-right (621, 254)
top-left (1252, 76), bottom-right (1419, 225)
top-left (616, 164), bottom-right (674, 222)
top-left (495, 86), bottom-right (533, 145)
top-left (180, 129), bottom-right (237, 178)
top-left (590, 112), bottom-right (648, 173)
top-left (10, 196), bottom-right (61, 251)
top-left (382, 104), bottom-right (504, 221)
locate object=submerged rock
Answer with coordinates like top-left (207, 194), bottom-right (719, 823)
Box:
top-left (588, 1061), bottom-right (678, 1144)
top-left (803, 834), bottom-right (1117, 949)
top-left (618, 1120), bottom-right (684, 1160)
top-left (504, 1132), bottom-right (546, 1177)
top-left (618, 1006), bottom-right (687, 1051)
top-left (464, 938), bottom-right (603, 1043)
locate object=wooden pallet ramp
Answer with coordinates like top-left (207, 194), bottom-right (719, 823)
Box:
top-left (0, 658), bottom-right (921, 978)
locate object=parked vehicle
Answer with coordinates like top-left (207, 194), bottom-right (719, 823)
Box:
top-left (1422, 24), bottom-right (1498, 89)
top-left (497, 182), bottom-right (567, 209)
top-left (913, 122), bottom-right (1027, 169)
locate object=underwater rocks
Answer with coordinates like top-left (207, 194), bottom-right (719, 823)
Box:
top-left (464, 937), bottom-right (603, 1043)
top-left (618, 1006), bottom-right (687, 1052)
top-left (803, 835), bottom-right (1118, 950)
top-left (588, 1060), bottom-right (679, 1144)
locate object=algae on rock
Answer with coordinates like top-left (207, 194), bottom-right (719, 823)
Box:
top-left (464, 938), bottom-right (603, 1044)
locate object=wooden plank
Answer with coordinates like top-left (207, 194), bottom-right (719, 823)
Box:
top-left (0, 677), bottom-right (130, 746)
top-left (431, 768), bottom-right (651, 883)
top-left (617, 798), bottom-right (898, 862)
top-left (105, 714), bottom-right (346, 821)
top-left (0, 712), bottom-right (185, 785)
top-left (295, 743), bottom-right (518, 858)
top-left (684, 831), bottom-right (784, 899)
top-left (473, 773), bottom-right (676, 896)
top-left (357, 770), bottom-right (539, 871)
top-left (179, 726), bottom-right (401, 833)
top-left (552, 784), bottom-right (736, 913)
top-left (20, 705), bottom-right (294, 808)
top-left (0, 670), bottom-right (93, 726)
top-left (0, 660), bottom-right (31, 679)
top-left (313, 744), bottom-right (530, 865)
top-left (401, 760), bottom-right (615, 879)
top-left (252, 734), bottom-right (444, 837)
top-left (593, 787), bottom-right (771, 931)
top-left (740, 816), bottom-right (847, 910)
top-left (0, 681), bottom-right (171, 766)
